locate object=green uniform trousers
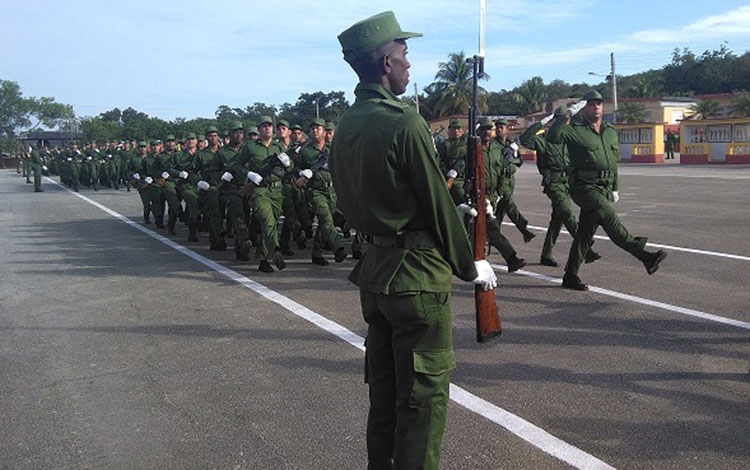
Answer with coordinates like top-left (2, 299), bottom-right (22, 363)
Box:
top-left (161, 181), bottom-right (180, 224)
top-left (541, 178), bottom-right (578, 259)
top-left (31, 163), bottom-right (42, 191)
top-left (311, 190), bottom-right (342, 257)
top-left (280, 182), bottom-right (301, 249)
top-left (201, 187), bottom-right (225, 240)
top-left (181, 185), bottom-right (201, 223)
top-left (361, 290), bottom-right (454, 470)
top-left (250, 186), bottom-right (282, 260)
top-left (143, 183), bottom-right (163, 219)
top-left (221, 185), bottom-right (250, 253)
top-left (566, 185), bottom-right (648, 275)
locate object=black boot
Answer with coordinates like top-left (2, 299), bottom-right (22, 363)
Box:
top-left (187, 221), bottom-right (199, 242)
top-left (167, 213), bottom-right (177, 235)
top-left (643, 250), bottom-right (667, 275)
top-left (584, 249), bottom-right (602, 264)
top-left (258, 260), bottom-right (274, 273)
top-left (312, 255), bottom-right (329, 266)
top-left (562, 272), bottom-right (588, 291)
top-left (334, 246), bottom-right (347, 263)
top-left (507, 254), bottom-right (526, 273)
top-left (155, 216), bottom-right (165, 229)
top-left (540, 256), bottom-right (558, 267)
top-left (273, 249), bottom-right (287, 270)
top-left (143, 208), bottom-right (151, 224)
top-left (522, 229), bottom-right (536, 243)
top-left (280, 228), bottom-right (295, 256)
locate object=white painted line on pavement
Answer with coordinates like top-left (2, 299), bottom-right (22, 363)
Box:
top-left (502, 222), bottom-right (750, 262)
top-left (45, 177), bottom-right (616, 470)
top-left (492, 264), bottom-right (750, 331)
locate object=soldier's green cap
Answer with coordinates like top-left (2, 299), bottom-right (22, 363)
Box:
top-left (185, 132), bottom-right (197, 139)
top-left (583, 90), bottom-right (603, 102)
top-left (258, 115), bottom-right (274, 126)
top-left (247, 126), bottom-right (259, 135)
top-left (478, 117), bottom-right (494, 129)
top-left (229, 120), bottom-right (243, 131)
top-left (291, 124), bottom-right (302, 131)
top-left (150, 139), bottom-right (161, 146)
top-left (338, 11), bottom-right (422, 62)
top-left (325, 121), bottom-right (336, 130)
top-left (494, 118), bottom-right (508, 127)
top-left (276, 119), bottom-right (290, 128)
top-left (165, 134), bottom-right (176, 141)
top-left (448, 119), bottom-right (463, 128)
top-left (138, 141), bottom-right (147, 147)
top-left (206, 125), bottom-right (219, 134)
top-left (310, 117), bottom-right (326, 128)
top-left (221, 130), bottom-right (229, 137)
top-left (553, 106), bottom-right (565, 117)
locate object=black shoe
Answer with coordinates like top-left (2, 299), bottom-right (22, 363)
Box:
top-left (168, 225), bottom-right (176, 235)
top-left (562, 272), bottom-right (588, 291)
top-left (507, 256), bottom-right (526, 273)
top-left (258, 260), bottom-right (274, 273)
top-left (540, 257), bottom-right (558, 267)
top-left (236, 251), bottom-right (250, 261)
top-left (352, 250), bottom-right (363, 260)
top-left (644, 250), bottom-right (667, 275)
top-left (522, 230), bottom-right (536, 243)
top-left (584, 250), bottom-right (602, 264)
top-left (296, 234), bottom-right (307, 250)
top-left (312, 256), bottom-right (329, 266)
top-left (210, 237), bottom-right (227, 251)
top-left (334, 247), bottom-right (347, 263)
top-left (187, 224), bottom-right (199, 242)
top-left (34, 188), bottom-right (44, 192)
top-left (280, 247), bottom-right (295, 256)
top-left (273, 251), bottom-right (287, 270)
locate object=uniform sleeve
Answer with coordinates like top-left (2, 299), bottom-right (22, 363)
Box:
top-left (547, 116), bottom-right (575, 145)
top-left (397, 113), bottom-right (477, 282)
top-left (519, 123), bottom-right (543, 150)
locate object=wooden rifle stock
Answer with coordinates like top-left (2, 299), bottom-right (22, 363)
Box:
top-left (467, 134), bottom-right (502, 342)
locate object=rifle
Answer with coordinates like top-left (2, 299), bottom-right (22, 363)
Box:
top-left (465, 0), bottom-right (501, 343)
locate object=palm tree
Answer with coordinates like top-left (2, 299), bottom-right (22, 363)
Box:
top-left (513, 76), bottom-right (548, 114)
top-left (427, 51), bottom-right (489, 117)
top-left (729, 90), bottom-right (750, 117)
top-left (630, 75), bottom-right (664, 98)
top-left (617, 102), bottom-right (649, 123)
top-left (689, 100), bottom-right (720, 119)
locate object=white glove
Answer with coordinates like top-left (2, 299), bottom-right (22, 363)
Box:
top-left (161, 171), bottom-right (170, 179)
top-left (299, 169), bottom-right (313, 179)
top-left (94, 149), bottom-right (100, 153)
top-left (509, 142), bottom-right (519, 157)
top-left (144, 176), bottom-right (154, 184)
top-left (276, 152), bottom-right (290, 168)
top-left (446, 169), bottom-right (458, 179)
top-left (610, 191), bottom-right (620, 204)
top-left (473, 260), bottom-right (497, 291)
top-left (133, 173), bottom-right (140, 179)
top-left (569, 99), bottom-right (587, 116)
top-left (247, 171), bottom-right (263, 185)
top-left (221, 171), bottom-right (233, 182)
top-left (75, 149), bottom-right (82, 155)
top-left (197, 180), bottom-right (210, 190)
top-left (485, 199), bottom-right (495, 220)
top-left (67, 157), bottom-right (72, 162)
top-left (457, 203), bottom-right (478, 217)
top-left (42, 165), bottom-right (48, 171)
top-left (107, 154), bottom-right (112, 158)
top-left (86, 156), bottom-right (92, 161)
top-left (540, 113), bottom-right (554, 126)
top-left (179, 170), bottom-right (189, 179)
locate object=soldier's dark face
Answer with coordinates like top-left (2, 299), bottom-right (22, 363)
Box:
top-left (448, 127), bottom-right (463, 139)
top-left (230, 129), bottom-right (243, 146)
top-left (583, 100), bottom-right (603, 123)
top-left (385, 41), bottom-right (410, 96)
top-left (291, 129), bottom-right (303, 142)
top-left (326, 129), bottom-right (334, 142)
top-left (495, 124), bottom-right (509, 140)
top-left (187, 137), bottom-right (197, 151)
top-left (139, 146), bottom-right (147, 155)
top-left (479, 127), bottom-right (493, 144)
top-left (207, 132), bottom-right (219, 146)
top-left (165, 140), bottom-right (175, 151)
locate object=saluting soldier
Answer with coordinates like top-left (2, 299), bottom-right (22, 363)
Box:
top-left (330, 12), bottom-right (496, 470)
top-left (520, 107), bottom-right (600, 267)
top-left (548, 90), bottom-right (667, 290)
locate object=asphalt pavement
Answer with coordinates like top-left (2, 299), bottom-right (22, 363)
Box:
top-left (1, 165), bottom-right (748, 470)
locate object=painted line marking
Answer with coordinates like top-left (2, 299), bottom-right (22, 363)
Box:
top-left (501, 222), bottom-right (750, 262)
top-left (42, 176), bottom-right (616, 470)
top-left (492, 264), bottom-right (750, 331)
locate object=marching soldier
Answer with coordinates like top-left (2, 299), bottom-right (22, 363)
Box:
top-left (215, 121), bottom-right (252, 260)
top-left (142, 140), bottom-right (165, 227)
top-left (494, 119), bottom-right (535, 243)
top-left (154, 135), bottom-right (182, 234)
top-left (437, 118), bottom-right (467, 205)
top-left (548, 90), bottom-right (667, 290)
top-left (133, 141), bottom-right (155, 224)
top-left (174, 132), bottom-right (202, 242)
top-left (196, 126), bottom-right (226, 251)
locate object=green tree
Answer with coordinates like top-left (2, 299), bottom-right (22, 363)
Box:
top-left (513, 76), bottom-right (548, 114)
top-left (729, 90), bottom-right (750, 117)
top-left (426, 51), bottom-right (488, 117)
top-left (689, 99), bottom-right (721, 119)
top-left (617, 102), bottom-right (649, 123)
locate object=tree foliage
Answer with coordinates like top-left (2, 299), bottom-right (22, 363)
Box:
top-left (617, 102), bottom-right (649, 123)
top-left (424, 51), bottom-right (488, 117)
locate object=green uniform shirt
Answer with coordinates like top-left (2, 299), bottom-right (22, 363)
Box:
top-left (239, 139), bottom-right (286, 184)
top-left (154, 151), bottom-right (177, 179)
top-left (330, 82), bottom-right (476, 294)
top-left (519, 122), bottom-right (569, 173)
top-left (437, 135), bottom-right (467, 178)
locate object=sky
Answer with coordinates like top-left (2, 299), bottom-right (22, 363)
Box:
top-left (3, 0), bottom-right (750, 121)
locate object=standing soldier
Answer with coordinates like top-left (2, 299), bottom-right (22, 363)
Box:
top-left (290, 124), bottom-right (307, 147)
top-left (29, 144), bottom-right (46, 192)
top-left (665, 130), bottom-right (676, 160)
top-left (520, 107), bottom-right (600, 267)
top-left (494, 119), bottom-right (535, 243)
top-left (330, 12), bottom-right (496, 470)
top-left (548, 90), bottom-right (667, 290)
top-left (84, 142), bottom-right (101, 191)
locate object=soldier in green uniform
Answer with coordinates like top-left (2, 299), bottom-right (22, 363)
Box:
top-left (195, 126), bottom-right (226, 250)
top-left (133, 141), bottom-right (155, 223)
top-left (29, 144), bottom-right (46, 192)
top-left (154, 135), bottom-right (182, 234)
top-left (84, 142), bottom-right (102, 191)
top-left (241, 116), bottom-right (288, 272)
top-left (520, 107), bottom-right (600, 267)
top-left (437, 118), bottom-right (467, 205)
top-left (548, 90), bottom-right (667, 290)
top-left (665, 130), bottom-right (676, 159)
top-left (276, 119), bottom-right (302, 256)
top-left (141, 140), bottom-right (164, 227)
top-left (174, 132), bottom-right (202, 241)
top-left (331, 12), bottom-right (496, 470)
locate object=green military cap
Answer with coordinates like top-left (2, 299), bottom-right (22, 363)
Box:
top-left (310, 117), bottom-right (326, 127)
top-left (258, 115), bottom-right (274, 126)
top-left (553, 106), bottom-right (565, 117)
top-left (448, 119), bottom-right (463, 128)
top-left (185, 132), bottom-right (197, 139)
top-left (494, 118), bottom-right (508, 127)
top-left (138, 141), bottom-right (147, 147)
top-left (165, 134), bottom-right (176, 141)
top-left (206, 125), bottom-right (219, 134)
top-left (229, 120), bottom-right (243, 131)
top-left (583, 90), bottom-right (603, 102)
top-left (338, 11), bottom-right (422, 62)
top-left (478, 117), bottom-right (494, 129)
top-left (221, 130), bottom-right (229, 137)
top-left (247, 126), bottom-right (259, 135)
top-left (325, 121), bottom-right (336, 131)
top-left (291, 124), bottom-right (302, 131)
top-left (150, 139), bottom-right (161, 146)
top-left (276, 119), bottom-right (290, 128)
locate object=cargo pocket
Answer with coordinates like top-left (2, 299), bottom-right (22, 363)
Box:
top-left (409, 348), bottom-right (455, 408)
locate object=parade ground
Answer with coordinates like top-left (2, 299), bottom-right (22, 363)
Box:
top-left (1, 164), bottom-right (748, 469)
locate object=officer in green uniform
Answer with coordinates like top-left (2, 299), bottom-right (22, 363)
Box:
top-left (215, 121), bottom-right (252, 260)
top-left (142, 140), bottom-right (164, 227)
top-left (174, 132), bottom-right (202, 241)
top-left (437, 118), bottom-right (467, 205)
top-left (665, 130), bottom-right (676, 159)
top-left (494, 119), bottom-right (535, 243)
top-left (196, 126), bottom-right (226, 250)
top-left (241, 115), bottom-right (288, 272)
top-left (548, 90), bottom-right (667, 290)
top-left (331, 12), bottom-right (496, 470)
top-left (84, 142), bottom-right (102, 191)
top-left (29, 144), bottom-right (46, 192)
top-left (155, 135), bottom-right (183, 234)
top-left (520, 107), bottom-right (600, 267)
top-left (276, 119), bottom-right (302, 256)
